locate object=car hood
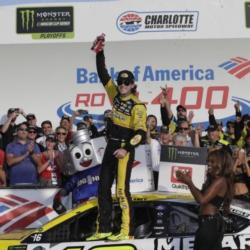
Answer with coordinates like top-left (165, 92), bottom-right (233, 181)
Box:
top-left (0, 228), bottom-right (35, 240)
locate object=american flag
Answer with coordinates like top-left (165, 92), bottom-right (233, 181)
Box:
top-left (0, 194), bottom-right (53, 233)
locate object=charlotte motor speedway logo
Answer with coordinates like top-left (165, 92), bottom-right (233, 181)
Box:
top-left (116, 10), bottom-right (199, 34)
top-left (218, 57), bottom-right (250, 79)
top-left (0, 194), bottom-right (53, 233)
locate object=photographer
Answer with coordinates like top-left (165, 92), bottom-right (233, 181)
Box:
top-left (0, 108), bottom-right (26, 149)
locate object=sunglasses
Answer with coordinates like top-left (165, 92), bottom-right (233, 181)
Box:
top-left (18, 128), bottom-right (28, 132)
top-left (179, 127), bottom-right (189, 131)
top-left (28, 130), bottom-right (37, 134)
top-left (57, 132), bottom-right (67, 135)
top-left (117, 80), bottom-right (131, 86)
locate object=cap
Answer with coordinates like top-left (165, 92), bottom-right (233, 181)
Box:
top-left (176, 105), bottom-right (187, 112)
top-left (205, 124), bottom-right (218, 132)
top-left (46, 134), bottom-right (56, 142)
top-left (26, 113), bottom-right (36, 120)
top-left (27, 126), bottom-right (37, 132)
top-left (117, 70), bottom-right (135, 84)
top-left (61, 115), bottom-right (70, 122)
top-left (160, 125), bottom-right (169, 134)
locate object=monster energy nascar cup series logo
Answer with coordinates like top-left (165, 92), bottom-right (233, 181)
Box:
top-left (16, 6), bottom-right (74, 39)
top-left (161, 145), bottom-right (207, 164)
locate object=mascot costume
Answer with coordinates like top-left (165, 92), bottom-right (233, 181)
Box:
top-left (53, 128), bottom-right (106, 213)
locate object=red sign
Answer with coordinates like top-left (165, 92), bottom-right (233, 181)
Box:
top-left (171, 166), bottom-right (193, 183)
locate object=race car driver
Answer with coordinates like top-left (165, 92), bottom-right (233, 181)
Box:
top-left (87, 34), bottom-right (147, 241)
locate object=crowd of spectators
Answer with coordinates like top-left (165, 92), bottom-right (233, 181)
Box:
top-left (0, 109), bottom-right (99, 188)
top-left (0, 85), bottom-right (249, 202)
top-left (147, 85), bottom-right (250, 201)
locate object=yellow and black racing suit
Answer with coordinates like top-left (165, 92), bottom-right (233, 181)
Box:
top-left (96, 50), bottom-right (147, 236)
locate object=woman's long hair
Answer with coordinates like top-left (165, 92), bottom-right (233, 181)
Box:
top-left (202, 148), bottom-right (234, 214)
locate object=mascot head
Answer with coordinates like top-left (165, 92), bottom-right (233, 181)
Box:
top-left (69, 128), bottom-right (106, 172)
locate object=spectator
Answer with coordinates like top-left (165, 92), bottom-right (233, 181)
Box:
top-left (208, 108), bottom-right (234, 145)
top-left (99, 109), bottom-right (112, 138)
top-left (146, 115), bottom-right (158, 140)
top-left (83, 115), bottom-right (99, 138)
top-left (232, 148), bottom-right (250, 201)
top-left (176, 120), bottom-right (193, 146)
top-left (172, 133), bottom-right (188, 146)
top-left (159, 125), bottom-right (173, 145)
top-left (26, 113), bottom-right (43, 138)
top-left (224, 120), bottom-right (236, 145)
top-left (244, 134), bottom-right (250, 159)
top-left (160, 85), bottom-right (194, 134)
top-left (27, 125), bottom-right (43, 152)
top-left (6, 122), bottom-right (40, 186)
top-left (200, 124), bottom-right (230, 151)
top-left (60, 115), bottom-right (74, 144)
top-left (0, 148), bottom-right (6, 186)
top-left (0, 108), bottom-right (25, 150)
top-left (36, 120), bottom-right (53, 150)
top-left (55, 126), bottom-right (68, 152)
top-left (38, 134), bottom-right (62, 187)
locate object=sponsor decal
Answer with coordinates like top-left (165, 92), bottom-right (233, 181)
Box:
top-left (162, 146), bottom-right (207, 164)
top-left (246, 2), bottom-right (250, 28)
top-left (116, 10), bottom-right (199, 34)
top-left (230, 207), bottom-right (250, 219)
top-left (0, 194), bottom-right (53, 233)
top-left (154, 235), bottom-right (250, 250)
top-left (218, 57), bottom-right (250, 79)
top-left (130, 178), bottom-right (143, 183)
top-left (168, 147), bottom-right (178, 161)
top-left (1, 0), bottom-right (118, 6)
top-left (77, 65), bottom-right (214, 84)
top-left (171, 166), bottom-right (192, 183)
top-left (130, 134), bottom-right (142, 146)
top-left (16, 6), bottom-right (74, 39)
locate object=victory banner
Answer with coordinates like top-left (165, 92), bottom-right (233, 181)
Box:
top-left (158, 146), bottom-right (207, 193)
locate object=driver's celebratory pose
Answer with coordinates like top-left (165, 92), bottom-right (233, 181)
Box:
top-left (87, 34), bottom-right (147, 241)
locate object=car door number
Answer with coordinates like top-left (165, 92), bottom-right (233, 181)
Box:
top-left (31, 233), bottom-right (42, 242)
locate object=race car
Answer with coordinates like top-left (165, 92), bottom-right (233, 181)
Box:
top-left (0, 192), bottom-right (249, 250)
